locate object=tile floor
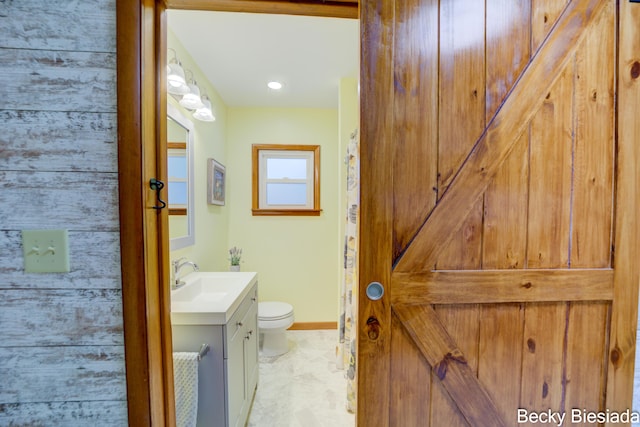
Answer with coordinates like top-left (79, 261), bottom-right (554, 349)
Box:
top-left (247, 329), bottom-right (356, 427)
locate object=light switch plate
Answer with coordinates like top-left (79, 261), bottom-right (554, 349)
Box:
top-left (22, 229), bottom-right (70, 273)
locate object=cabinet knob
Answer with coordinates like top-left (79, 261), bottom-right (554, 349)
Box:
top-left (251, 297), bottom-right (257, 302)
top-left (237, 321), bottom-right (243, 327)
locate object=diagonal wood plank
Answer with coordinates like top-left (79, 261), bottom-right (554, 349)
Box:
top-left (393, 303), bottom-right (508, 427)
top-left (394, 0), bottom-right (607, 273)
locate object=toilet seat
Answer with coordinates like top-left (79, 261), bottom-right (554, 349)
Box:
top-left (258, 301), bottom-right (294, 334)
top-left (258, 302), bottom-right (293, 321)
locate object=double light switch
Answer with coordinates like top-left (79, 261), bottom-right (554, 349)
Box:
top-left (22, 229), bottom-right (70, 273)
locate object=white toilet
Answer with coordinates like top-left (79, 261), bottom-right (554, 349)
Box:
top-left (258, 302), bottom-right (294, 356)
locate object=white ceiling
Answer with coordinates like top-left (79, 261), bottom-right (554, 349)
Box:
top-left (167, 10), bottom-right (359, 109)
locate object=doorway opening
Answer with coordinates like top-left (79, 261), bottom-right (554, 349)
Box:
top-left (116, 1), bottom-right (359, 425)
top-left (165, 7), bottom-right (358, 426)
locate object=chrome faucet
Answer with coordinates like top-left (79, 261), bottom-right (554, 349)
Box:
top-left (172, 257), bottom-right (199, 290)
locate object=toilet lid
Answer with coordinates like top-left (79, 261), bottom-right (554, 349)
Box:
top-left (259, 301), bottom-right (293, 321)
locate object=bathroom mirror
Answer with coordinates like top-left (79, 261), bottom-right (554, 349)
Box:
top-left (167, 103), bottom-right (195, 250)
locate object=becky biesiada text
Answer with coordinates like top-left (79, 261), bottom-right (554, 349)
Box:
top-left (571, 409), bottom-right (640, 424)
top-left (517, 408), bottom-right (640, 425)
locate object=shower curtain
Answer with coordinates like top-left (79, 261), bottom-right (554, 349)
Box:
top-left (337, 129), bottom-right (359, 413)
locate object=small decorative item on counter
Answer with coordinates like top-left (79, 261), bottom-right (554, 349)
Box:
top-left (229, 246), bottom-right (242, 271)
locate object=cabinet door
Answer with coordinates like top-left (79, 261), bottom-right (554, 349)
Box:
top-left (243, 301), bottom-right (259, 398)
top-left (226, 325), bottom-right (245, 426)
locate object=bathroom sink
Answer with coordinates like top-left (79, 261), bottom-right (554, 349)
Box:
top-left (171, 276), bottom-right (235, 303)
top-left (171, 271), bottom-right (257, 325)
top-left (173, 287), bottom-right (227, 303)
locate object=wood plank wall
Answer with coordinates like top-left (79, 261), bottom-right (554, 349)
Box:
top-left (0, 1), bottom-right (128, 424)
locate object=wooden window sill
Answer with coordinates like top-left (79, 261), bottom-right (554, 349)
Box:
top-left (252, 209), bottom-right (322, 217)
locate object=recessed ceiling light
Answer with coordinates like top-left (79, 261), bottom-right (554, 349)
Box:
top-left (267, 81), bottom-right (283, 90)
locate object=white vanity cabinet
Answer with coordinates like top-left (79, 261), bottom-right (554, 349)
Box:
top-left (171, 278), bottom-right (259, 427)
top-left (224, 284), bottom-right (259, 427)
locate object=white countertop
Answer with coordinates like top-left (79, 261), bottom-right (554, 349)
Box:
top-left (170, 271), bottom-right (257, 325)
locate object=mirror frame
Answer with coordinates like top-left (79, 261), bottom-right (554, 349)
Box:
top-left (167, 103), bottom-right (195, 250)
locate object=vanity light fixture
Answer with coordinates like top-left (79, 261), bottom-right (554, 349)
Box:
top-left (193, 95), bottom-right (216, 122)
top-left (267, 81), bottom-right (283, 90)
top-left (167, 48), bottom-right (189, 95)
top-left (179, 70), bottom-right (205, 110)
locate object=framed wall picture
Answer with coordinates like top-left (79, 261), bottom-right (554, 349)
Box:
top-left (207, 158), bottom-right (226, 205)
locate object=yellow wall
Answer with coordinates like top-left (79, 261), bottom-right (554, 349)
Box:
top-left (167, 33), bottom-right (359, 324)
top-left (168, 30), bottom-right (229, 272)
top-left (227, 107), bottom-right (340, 322)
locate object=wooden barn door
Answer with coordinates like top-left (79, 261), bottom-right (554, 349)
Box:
top-left (358, 0), bottom-right (640, 425)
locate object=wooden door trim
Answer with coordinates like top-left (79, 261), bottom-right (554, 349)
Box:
top-left (394, 0), bottom-right (608, 273)
top-left (392, 269), bottom-right (614, 304)
top-left (116, 0), bottom-right (153, 424)
top-left (157, 6), bottom-right (176, 426)
top-left (118, 1), bottom-right (359, 425)
top-left (167, 0), bottom-right (358, 18)
top-left (605, 0), bottom-right (640, 415)
top-left (117, 0), bottom-right (174, 425)
top-left (116, 0), bottom-right (173, 426)
top-left (393, 304), bottom-right (508, 427)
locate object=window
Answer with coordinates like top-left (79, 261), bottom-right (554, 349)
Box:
top-left (167, 142), bottom-right (188, 216)
top-left (252, 144), bottom-right (321, 216)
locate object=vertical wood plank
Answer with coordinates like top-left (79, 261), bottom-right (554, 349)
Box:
top-left (485, 0), bottom-right (531, 121)
top-left (482, 132), bottom-right (529, 269)
top-left (519, 303), bottom-right (566, 424)
top-left (157, 7), bottom-right (176, 426)
top-left (482, 0), bottom-right (531, 271)
top-left (526, 64), bottom-right (574, 269)
top-left (571, 3), bottom-right (614, 268)
top-left (358, 0), bottom-right (395, 425)
top-left (140, 1), bottom-right (171, 425)
top-left (435, 0), bottom-right (485, 272)
top-left (606, 0), bottom-right (640, 419)
top-left (392, 0), bottom-right (439, 260)
top-left (431, 305), bottom-right (481, 427)
top-left (478, 304), bottom-right (524, 426)
top-left (389, 312), bottom-right (432, 426)
top-left (531, 0), bottom-right (570, 52)
top-left (437, 0), bottom-right (485, 196)
top-left (116, 0), bottom-right (152, 424)
top-left (564, 302), bottom-right (608, 416)
top-left (436, 197), bottom-right (483, 270)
